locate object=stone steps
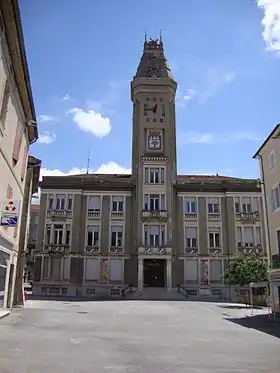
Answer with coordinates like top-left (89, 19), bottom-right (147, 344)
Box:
top-left (125, 288), bottom-right (187, 301)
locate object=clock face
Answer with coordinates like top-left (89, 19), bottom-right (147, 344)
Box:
top-left (148, 135), bottom-right (161, 150)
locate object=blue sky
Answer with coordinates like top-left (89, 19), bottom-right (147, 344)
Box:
top-left (19, 0), bottom-right (280, 179)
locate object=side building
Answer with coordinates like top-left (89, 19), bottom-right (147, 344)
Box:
top-left (0, 0), bottom-right (40, 309)
top-left (254, 123), bottom-right (280, 314)
top-left (33, 174), bottom-right (264, 300)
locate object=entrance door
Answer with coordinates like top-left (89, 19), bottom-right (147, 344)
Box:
top-left (143, 259), bottom-right (165, 287)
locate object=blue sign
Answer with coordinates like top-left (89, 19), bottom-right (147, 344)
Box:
top-left (0, 214), bottom-right (18, 227)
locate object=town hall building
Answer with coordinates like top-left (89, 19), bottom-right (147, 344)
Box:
top-left (33, 37), bottom-right (264, 300)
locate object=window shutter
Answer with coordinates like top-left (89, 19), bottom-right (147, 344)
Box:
top-left (21, 147), bottom-right (28, 180)
top-left (12, 121), bottom-right (23, 165)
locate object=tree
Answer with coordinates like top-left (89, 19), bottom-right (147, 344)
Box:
top-left (224, 255), bottom-right (267, 287)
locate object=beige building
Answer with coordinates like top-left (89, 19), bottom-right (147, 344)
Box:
top-left (0, 0), bottom-right (40, 309)
top-left (254, 124), bottom-right (280, 313)
top-left (34, 37), bottom-right (265, 300)
top-left (25, 203), bottom-right (40, 281)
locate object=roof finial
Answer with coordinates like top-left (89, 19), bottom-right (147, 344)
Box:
top-left (145, 29), bottom-right (147, 43)
top-left (160, 29), bottom-right (163, 44)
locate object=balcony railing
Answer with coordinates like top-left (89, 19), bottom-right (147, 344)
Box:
top-left (44, 244), bottom-right (70, 255)
top-left (184, 247), bottom-right (198, 255)
top-left (237, 245), bottom-right (263, 255)
top-left (111, 211), bottom-right (124, 219)
top-left (208, 247), bottom-right (222, 255)
top-left (85, 246), bottom-right (100, 254)
top-left (184, 212), bottom-right (198, 220)
top-left (236, 212), bottom-right (260, 222)
top-left (208, 213), bottom-right (220, 221)
top-left (138, 246), bottom-right (172, 255)
top-left (109, 246), bottom-right (124, 253)
top-left (88, 210), bottom-right (101, 219)
top-left (141, 210), bottom-right (168, 220)
top-left (47, 210), bottom-right (72, 220)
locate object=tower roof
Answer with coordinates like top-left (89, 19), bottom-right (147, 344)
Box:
top-left (134, 34), bottom-right (174, 80)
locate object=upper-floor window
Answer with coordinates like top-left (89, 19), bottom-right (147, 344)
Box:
top-left (184, 198), bottom-right (196, 213)
top-left (185, 227), bottom-right (197, 248)
top-left (45, 224), bottom-right (51, 244)
top-left (0, 79), bottom-right (9, 129)
top-left (88, 196), bottom-right (101, 212)
top-left (144, 167), bottom-right (165, 184)
top-left (144, 225), bottom-right (165, 247)
top-left (209, 228), bottom-right (220, 248)
top-left (45, 224), bottom-right (71, 246)
top-left (272, 184), bottom-right (280, 211)
top-left (55, 194), bottom-right (66, 210)
top-left (53, 224), bottom-right (63, 245)
top-left (144, 194), bottom-right (165, 211)
top-left (12, 121), bottom-right (23, 166)
top-left (237, 226), bottom-right (260, 247)
top-left (111, 226), bottom-right (123, 247)
top-left (112, 196), bottom-right (124, 212)
top-left (208, 197), bottom-right (219, 214)
top-left (269, 150), bottom-right (276, 170)
top-left (67, 195), bottom-right (73, 210)
top-left (87, 225), bottom-right (99, 247)
top-left (241, 197), bottom-right (251, 213)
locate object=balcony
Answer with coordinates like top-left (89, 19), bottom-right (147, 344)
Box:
top-left (47, 210), bottom-right (72, 220)
top-left (236, 212), bottom-right (260, 223)
top-left (88, 210), bottom-right (101, 219)
top-left (111, 211), bottom-right (124, 220)
top-left (184, 247), bottom-right (198, 255)
top-left (44, 244), bottom-right (70, 255)
top-left (184, 212), bottom-right (198, 221)
top-left (208, 213), bottom-right (220, 221)
top-left (237, 245), bottom-right (263, 255)
top-left (208, 247), bottom-right (222, 255)
top-left (109, 246), bottom-right (124, 254)
top-left (138, 246), bottom-right (172, 255)
top-left (141, 210), bottom-right (168, 221)
top-left (85, 246), bottom-right (100, 254)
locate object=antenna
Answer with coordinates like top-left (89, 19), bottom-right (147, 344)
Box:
top-left (160, 29), bottom-right (163, 43)
top-left (144, 29), bottom-right (147, 43)
top-left (86, 147), bottom-right (91, 174)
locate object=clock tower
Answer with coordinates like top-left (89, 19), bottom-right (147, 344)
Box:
top-left (131, 35), bottom-right (177, 291)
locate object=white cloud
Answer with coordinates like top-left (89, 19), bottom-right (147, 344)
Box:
top-left (224, 72), bottom-right (235, 83)
top-left (61, 94), bottom-right (74, 101)
top-left (183, 88), bottom-right (197, 101)
top-left (37, 132), bottom-right (56, 144)
top-left (179, 131), bottom-right (261, 145)
top-left (38, 115), bottom-right (56, 123)
top-left (31, 162), bottom-right (131, 203)
top-left (257, 0), bottom-right (280, 53)
top-left (69, 108), bottom-right (111, 138)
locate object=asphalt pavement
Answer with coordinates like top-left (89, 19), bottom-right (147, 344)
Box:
top-left (0, 300), bottom-right (279, 372)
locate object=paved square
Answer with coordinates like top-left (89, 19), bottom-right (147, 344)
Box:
top-left (0, 300), bottom-right (279, 372)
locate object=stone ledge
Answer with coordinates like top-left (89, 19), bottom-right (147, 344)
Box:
top-left (0, 310), bottom-right (10, 320)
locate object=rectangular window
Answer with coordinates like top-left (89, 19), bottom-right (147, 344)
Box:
top-left (209, 232), bottom-right (220, 248)
top-left (252, 197), bottom-right (259, 212)
top-left (87, 225), bottom-right (99, 246)
top-left (236, 227), bottom-right (242, 247)
top-left (150, 194), bottom-right (160, 211)
top-left (42, 257), bottom-right (49, 278)
top-left (21, 147), bottom-right (28, 181)
top-left (63, 257), bottom-right (69, 280)
top-left (65, 225), bottom-right (71, 246)
top-left (12, 121), bottom-right (23, 165)
top-left (51, 257), bottom-right (61, 280)
top-left (241, 197), bottom-right (251, 213)
top-left (112, 196), bottom-right (124, 212)
top-left (210, 260), bottom-right (222, 283)
top-left (144, 225), bottom-right (165, 247)
top-left (48, 195), bottom-right (54, 210)
top-left (55, 195), bottom-right (66, 210)
top-left (67, 195), bottom-right (73, 210)
top-left (208, 197), bottom-right (219, 213)
top-left (244, 227), bottom-right (254, 247)
top-left (160, 194), bottom-right (165, 210)
top-left (235, 198), bottom-right (240, 213)
top-left (45, 224), bottom-right (51, 244)
top-left (88, 196), bottom-right (101, 211)
top-left (256, 227), bottom-right (261, 246)
top-left (148, 167), bottom-right (165, 184)
top-left (184, 198), bottom-right (196, 213)
top-left (269, 151), bottom-right (276, 170)
top-left (109, 259), bottom-right (123, 281)
top-left (185, 227), bottom-right (197, 248)
top-left (85, 258), bottom-right (99, 282)
top-left (0, 79), bottom-right (9, 129)
top-left (111, 226), bottom-right (123, 247)
top-left (272, 184), bottom-right (280, 211)
top-left (185, 260), bottom-right (198, 283)
top-left (53, 224), bottom-right (63, 245)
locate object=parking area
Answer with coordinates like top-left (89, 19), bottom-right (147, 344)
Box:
top-left (0, 300), bottom-right (279, 372)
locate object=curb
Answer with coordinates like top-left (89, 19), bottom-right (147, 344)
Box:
top-left (0, 310), bottom-right (10, 320)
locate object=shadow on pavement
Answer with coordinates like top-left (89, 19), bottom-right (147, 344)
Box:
top-left (225, 314), bottom-right (280, 339)
top-left (218, 304), bottom-right (264, 310)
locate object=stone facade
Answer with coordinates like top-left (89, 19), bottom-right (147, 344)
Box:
top-left (33, 37), bottom-right (265, 300)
